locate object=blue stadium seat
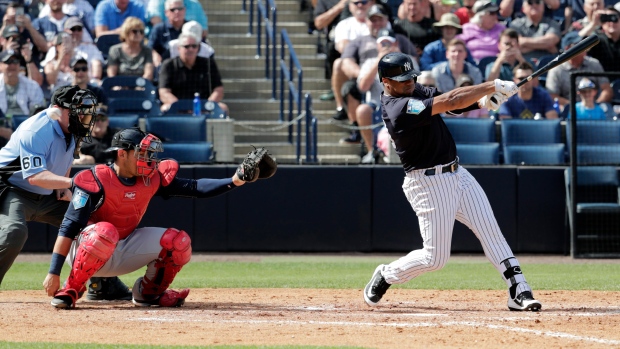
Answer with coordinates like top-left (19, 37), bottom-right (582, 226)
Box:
top-left (477, 55), bottom-right (497, 75)
top-left (164, 99), bottom-right (227, 119)
top-left (160, 142), bottom-right (214, 163)
top-left (535, 55), bottom-right (555, 85)
top-left (456, 143), bottom-right (500, 165)
top-left (101, 76), bottom-right (157, 102)
top-left (503, 144), bottom-right (566, 165)
top-left (146, 115), bottom-right (207, 142)
top-left (501, 119), bottom-right (562, 144)
top-left (95, 34), bottom-right (120, 61)
top-left (108, 98), bottom-right (160, 118)
top-left (567, 120), bottom-right (620, 145)
top-left (576, 145), bottom-right (620, 165)
top-left (11, 114), bottom-right (29, 130)
top-left (611, 79), bottom-right (620, 105)
top-left (107, 115), bottom-right (141, 129)
top-left (443, 118), bottom-right (496, 143)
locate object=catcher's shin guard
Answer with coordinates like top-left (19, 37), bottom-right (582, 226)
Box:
top-left (66, 222), bottom-right (119, 291)
top-left (141, 228), bottom-right (191, 296)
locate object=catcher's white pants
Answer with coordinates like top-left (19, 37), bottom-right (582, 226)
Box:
top-left (382, 164), bottom-right (527, 291)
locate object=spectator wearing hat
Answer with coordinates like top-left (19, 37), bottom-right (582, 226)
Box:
top-left (0, 2), bottom-right (48, 58)
top-left (420, 12), bottom-right (476, 70)
top-left (70, 57), bottom-right (107, 105)
top-left (584, 6), bottom-right (620, 72)
top-left (568, 78), bottom-right (612, 120)
top-left (499, 0), bottom-right (560, 21)
top-left (546, 31), bottom-right (611, 109)
top-left (431, 38), bottom-right (482, 93)
top-left (147, 0), bottom-right (186, 66)
top-left (499, 62), bottom-right (558, 119)
top-left (37, 0), bottom-right (96, 36)
top-left (508, 0), bottom-right (561, 62)
top-left (146, 0), bottom-right (207, 38)
top-left (393, 0), bottom-right (440, 55)
top-left (32, 0), bottom-right (94, 50)
top-left (0, 50), bottom-right (44, 116)
top-left (73, 106), bottom-right (119, 165)
top-left (0, 24), bottom-right (42, 85)
top-left (94, 0), bottom-right (145, 38)
top-left (167, 20), bottom-right (213, 59)
top-left (40, 17), bottom-right (103, 83)
top-left (454, 0), bottom-right (476, 25)
top-left (106, 16), bottom-right (153, 81)
top-left (485, 28), bottom-right (528, 81)
top-left (458, 0), bottom-right (505, 62)
top-left (443, 74), bottom-right (489, 118)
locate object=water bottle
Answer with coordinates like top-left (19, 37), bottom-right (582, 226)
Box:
top-left (553, 98), bottom-right (560, 115)
top-left (193, 92), bottom-right (201, 116)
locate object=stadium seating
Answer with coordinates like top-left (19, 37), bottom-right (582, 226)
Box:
top-left (108, 98), bottom-right (160, 118)
top-left (566, 120), bottom-right (620, 165)
top-left (101, 76), bottom-right (157, 102)
top-left (455, 143), bottom-right (500, 165)
top-left (501, 119), bottom-right (565, 165)
top-left (95, 34), bottom-right (121, 61)
top-left (107, 115), bottom-right (141, 129)
top-left (443, 118), bottom-right (496, 143)
top-left (477, 56), bottom-right (497, 75)
top-left (535, 55), bottom-right (555, 86)
top-left (503, 144), bottom-right (566, 165)
top-left (159, 142), bottom-right (214, 163)
top-left (164, 99), bottom-right (227, 119)
top-left (145, 115), bottom-right (208, 142)
top-left (611, 79), bottom-right (620, 106)
top-left (565, 166), bottom-right (620, 257)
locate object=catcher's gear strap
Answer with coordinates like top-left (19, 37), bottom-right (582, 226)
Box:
top-left (66, 222), bottom-right (119, 291)
top-left (142, 228), bottom-right (192, 296)
top-left (499, 258), bottom-right (526, 288)
top-left (73, 168), bottom-right (102, 193)
top-left (158, 160), bottom-right (179, 187)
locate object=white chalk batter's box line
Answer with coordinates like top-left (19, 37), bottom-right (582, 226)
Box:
top-left (131, 316), bottom-right (620, 345)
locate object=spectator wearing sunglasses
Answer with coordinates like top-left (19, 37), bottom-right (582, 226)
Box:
top-left (0, 3), bottom-right (48, 65)
top-left (508, 0), bottom-right (561, 62)
top-left (499, 0), bottom-right (560, 21)
top-left (70, 57), bottom-right (107, 105)
top-left (158, 32), bottom-right (227, 114)
top-left (94, 0), bottom-right (145, 38)
top-left (167, 20), bottom-right (213, 59)
top-left (148, 0), bottom-right (187, 67)
top-left (40, 17), bottom-right (103, 83)
top-left (32, 0), bottom-right (94, 50)
top-left (0, 50), bottom-right (44, 117)
top-left (106, 16), bottom-right (153, 81)
top-left (583, 6), bottom-right (620, 72)
top-left (0, 24), bottom-right (43, 85)
top-left (146, 0), bottom-right (207, 39)
top-left (458, 0), bottom-right (505, 62)
top-left (37, 0), bottom-right (96, 36)
top-left (498, 61), bottom-right (558, 119)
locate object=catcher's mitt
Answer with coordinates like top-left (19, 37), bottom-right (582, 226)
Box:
top-left (236, 147), bottom-right (277, 182)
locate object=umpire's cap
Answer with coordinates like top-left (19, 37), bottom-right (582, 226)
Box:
top-left (378, 52), bottom-right (419, 82)
top-left (105, 127), bottom-right (147, 152)
top-left (51, 85), bottom-right (81, 109)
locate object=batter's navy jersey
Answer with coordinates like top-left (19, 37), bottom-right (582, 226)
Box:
top-left (381, 84), bottom-right (457, 172)
top-left (0, 109), bottom-right (75, 195)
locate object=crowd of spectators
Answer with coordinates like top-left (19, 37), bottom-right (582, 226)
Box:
top-left (308, 0), bottom-right (620, 162)
top-left (0, 0), bottom-right (224, 156)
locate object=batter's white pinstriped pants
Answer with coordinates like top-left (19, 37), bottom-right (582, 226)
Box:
top-left (382, 163), bottom-right (529, 293)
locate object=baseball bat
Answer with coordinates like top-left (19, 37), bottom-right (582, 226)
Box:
top-left (516, 34), bottom-right (600, 87)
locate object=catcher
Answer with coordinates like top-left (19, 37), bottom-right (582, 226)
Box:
top-left (42, 128), bottom-right (276, 308)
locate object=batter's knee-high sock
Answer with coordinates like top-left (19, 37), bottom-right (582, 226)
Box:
top-left (498, 257), bottom-right (532, 298)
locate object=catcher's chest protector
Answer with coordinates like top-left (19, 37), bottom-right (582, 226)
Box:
top-left (87, 165), bottom-right (160, 239)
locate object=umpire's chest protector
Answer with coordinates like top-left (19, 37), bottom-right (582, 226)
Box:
top-left (86, 165), bottom-right (161, 239)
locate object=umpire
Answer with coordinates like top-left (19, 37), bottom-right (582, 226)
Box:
top-left (363, 52), bottom-right (542, 312)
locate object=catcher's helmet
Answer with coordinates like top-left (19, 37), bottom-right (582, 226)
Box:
top-left (378, 52), bottom-right (420, 82)
top-left (106, 127), bottom-right (163, 184)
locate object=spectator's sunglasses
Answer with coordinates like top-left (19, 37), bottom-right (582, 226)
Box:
top-left (131, 29), bottom-right (145, 35)
top-left (168, 6), bottom-right (185, 12)
top-left (73, 66), bottom-right (88, 72)
top-left (70, 26), bottom-right (82, 32)
top-left (526, 0), bottom-right (542, 5)
top-left (601, 13), bottom-right (619, 23)
top-left (181, 44), bottom-right (199, 49)
top-left (4, 58), bottom-right (20, 65)
top-left (352, 0), bottom-right (369, 6)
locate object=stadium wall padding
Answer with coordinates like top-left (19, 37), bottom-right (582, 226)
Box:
top-left (22, 165), bottom-right (569, 254)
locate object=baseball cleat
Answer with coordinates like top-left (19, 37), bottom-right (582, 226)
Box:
top-left (131, 277), bottom-right (190, 307)
top-left (508, 291), bottom-right (542, 311)
top-left (51, 288), bottom-right (79, 309)
top-left (364, 264), bottom-right (391, 306)
top-left (86, 276), bottom-right (132, 301)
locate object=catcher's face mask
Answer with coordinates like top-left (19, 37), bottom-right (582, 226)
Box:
top-left (132, 134), bottom-right (163, 185)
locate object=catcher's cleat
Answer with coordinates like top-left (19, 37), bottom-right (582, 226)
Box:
top-left (51, 288), bottom-right (80, 309)
top-left (131, 277), bottom-right (190, 307)
top-left (508, 291), bottom-right (542, 311)
top-left (86, 276), bottom-right (132, 301)
top-left (364, 264), bottom-right (391, 306)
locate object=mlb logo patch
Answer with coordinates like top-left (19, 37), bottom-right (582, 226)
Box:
top-left (406, 99), bottom-right (425, 115)
top-left (72, 189), bottom-right (89, 210)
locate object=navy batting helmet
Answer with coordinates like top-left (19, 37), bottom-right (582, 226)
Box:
top-left (378, 52), bottom-right (419, 82)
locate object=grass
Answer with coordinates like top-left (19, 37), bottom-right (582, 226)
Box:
top-left (2, 255), bottom-right (620, 291)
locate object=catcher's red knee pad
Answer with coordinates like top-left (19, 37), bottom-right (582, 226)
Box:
top-left (67, 222), bottom-right (119, 290)
top-left (159, 228), bottom-right (192, 266)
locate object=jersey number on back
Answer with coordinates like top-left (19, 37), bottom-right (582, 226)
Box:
top-left (22, 156), bottom-right (43, 170)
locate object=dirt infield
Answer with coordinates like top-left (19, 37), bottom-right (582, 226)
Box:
top-left (1, 288), bottom-right (620, 348)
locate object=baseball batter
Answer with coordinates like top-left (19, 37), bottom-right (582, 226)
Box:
top-left (43, 128), bottom-right (276, 309)
top-left (363, 52), bottom-right (541, 311)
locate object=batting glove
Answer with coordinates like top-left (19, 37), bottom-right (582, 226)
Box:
top-left (478, 92), bottom-right (507, 111)
top-left (494, 79), bottom-right (519, 97)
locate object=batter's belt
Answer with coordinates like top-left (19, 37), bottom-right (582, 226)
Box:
top-left (422, 158), bottom-right (459, 176)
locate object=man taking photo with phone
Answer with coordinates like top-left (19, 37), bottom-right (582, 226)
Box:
top-left (583, 6), bottom-right (620, 72)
